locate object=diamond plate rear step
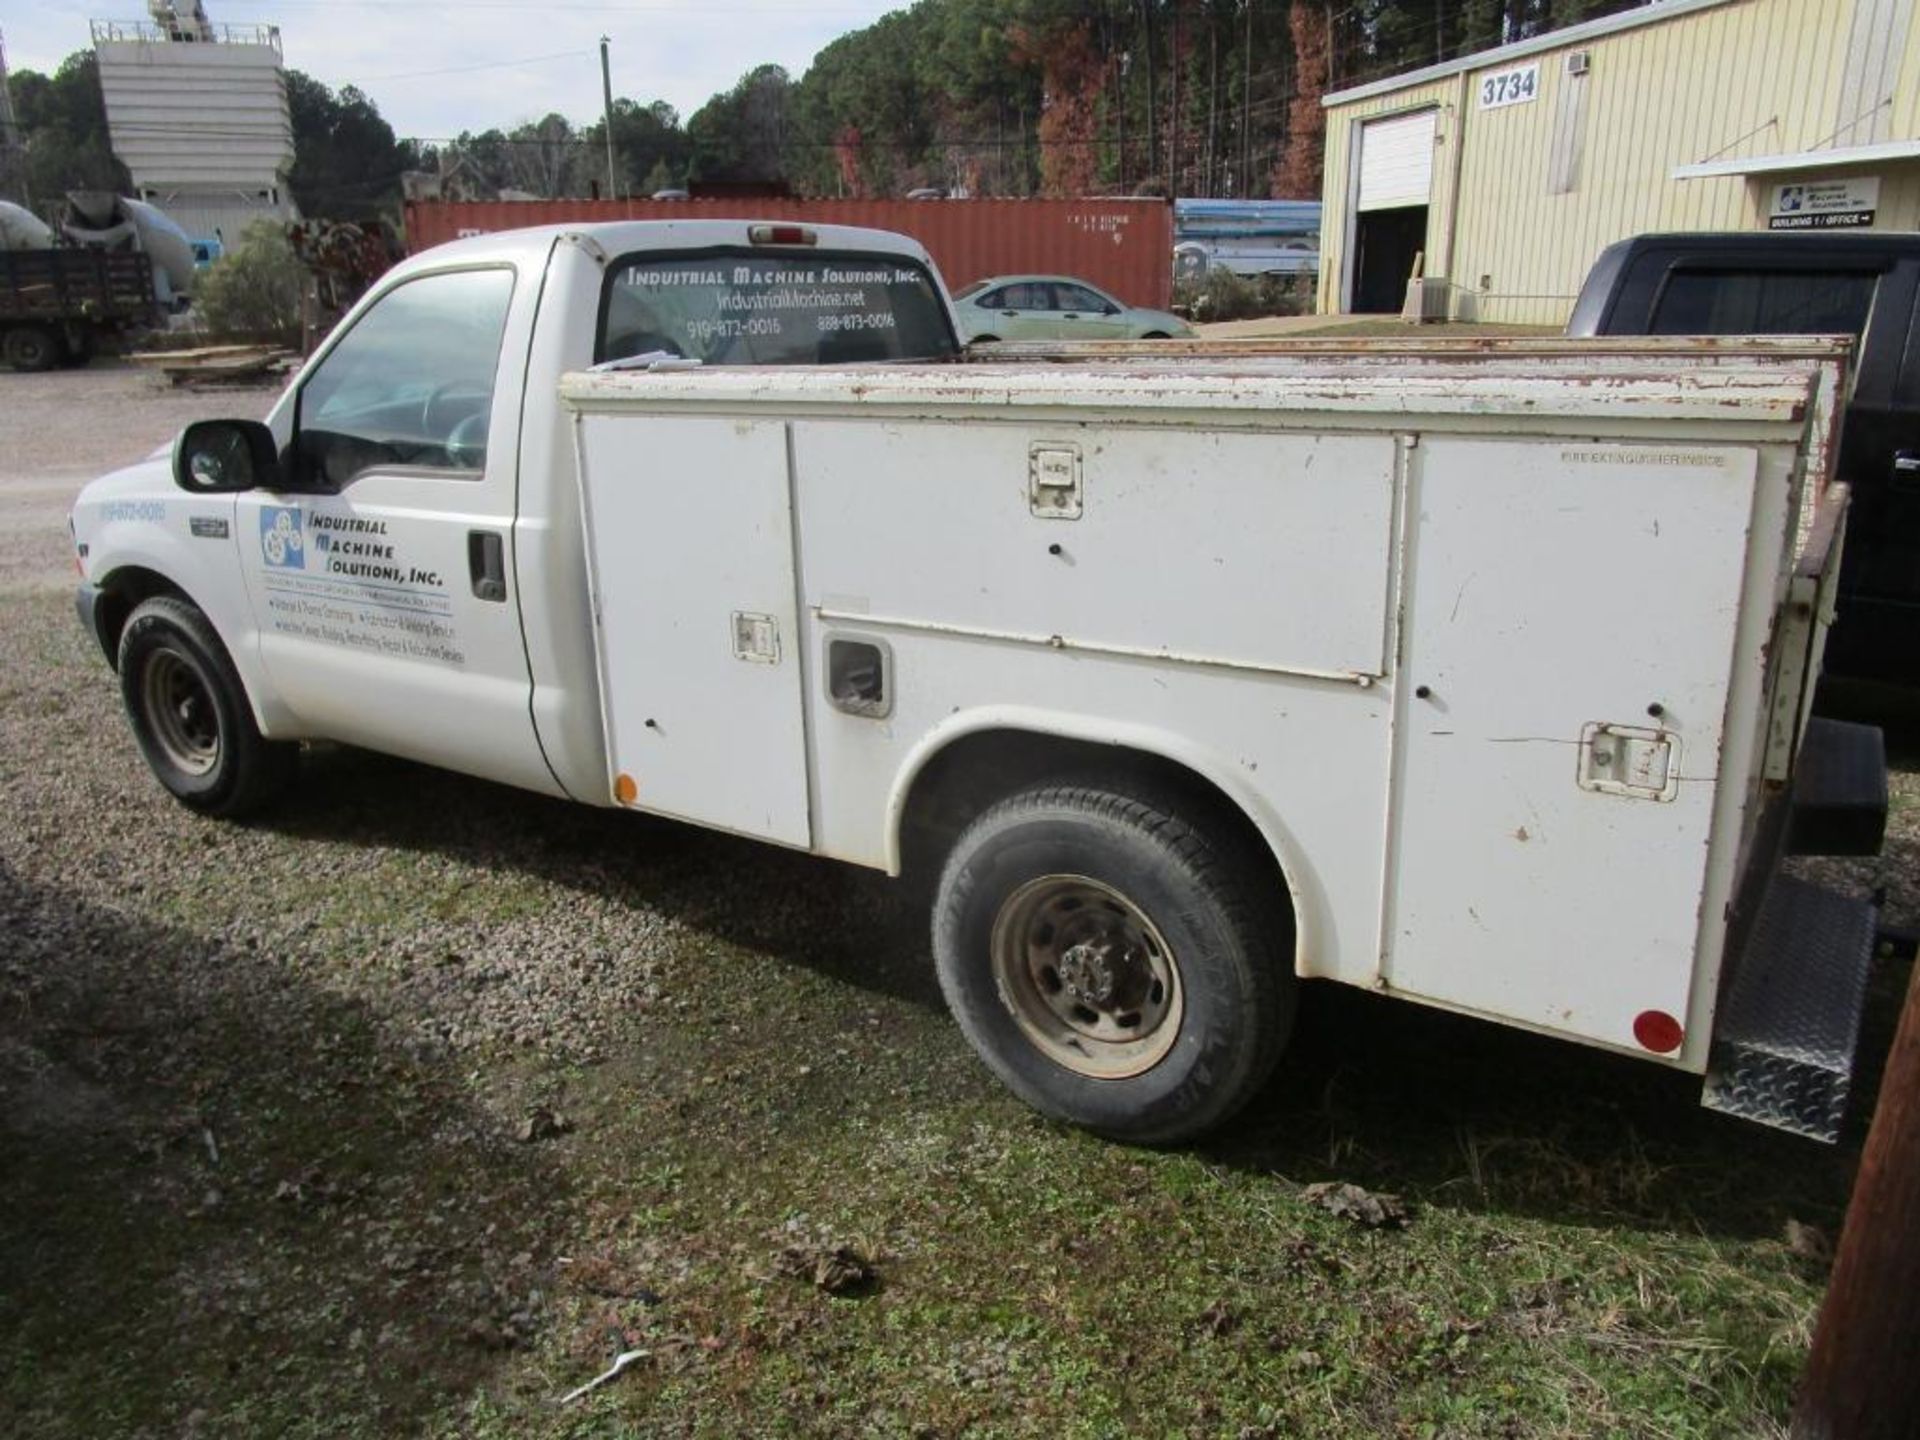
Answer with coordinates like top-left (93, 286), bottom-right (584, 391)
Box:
top-left (1703, 874), bottom-right (1876, 1143)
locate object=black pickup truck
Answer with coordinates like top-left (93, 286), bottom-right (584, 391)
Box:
top-left (1568, 233), bottom-right (1920, 698)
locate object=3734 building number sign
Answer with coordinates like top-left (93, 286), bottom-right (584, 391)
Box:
top-left (1478, 63), bottom-right (1540, 109)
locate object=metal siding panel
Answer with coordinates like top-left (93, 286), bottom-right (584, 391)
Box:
top-left (1546, 69), bottom-right (1588, 195)
top-left (150, 194), bottom-right (295, 241)
top-left (1836, 0), bottom-right (1912, 146)
top-left (94, 40), bottom-right (293, 191)
top-left (1894, 0), bottom-right (1920, 135)
top-left (1317, 118), bottom-right (1351, 312)
top-left (404, 199), bottom-right (1175, 309)
top-left (1872, 167), bottom-right (1920, 227)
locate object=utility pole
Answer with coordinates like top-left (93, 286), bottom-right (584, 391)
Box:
top-left (599, 36), bottom-right (618, 202)
top-left (1792, 952), bottom-right (1920, 1440)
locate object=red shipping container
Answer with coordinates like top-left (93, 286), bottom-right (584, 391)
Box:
top-left (403, 197), bottom-right (1174, 310)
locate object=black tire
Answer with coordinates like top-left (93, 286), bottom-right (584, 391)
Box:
top-left (971, 334), bottom-right (1000, 345)
top-left (932, 782), bottom-right (1295, 1144)
top-left (1140, 331), bottom-right (1171, 340)
top-left (118, 595), bottom-right (297, 817)
top-left (4, 324), bottom-right (66, 373)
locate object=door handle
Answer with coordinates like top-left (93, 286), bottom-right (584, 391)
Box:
top-left (468, 529), bottom-right (507, 602)
top-left (1000, 309), bottom-right (1017, 317)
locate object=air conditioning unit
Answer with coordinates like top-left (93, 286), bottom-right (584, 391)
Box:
top-left (1566, 50), bottom-right (1591, 76)
top-left (1403, 276), bottom-right (1451, 323)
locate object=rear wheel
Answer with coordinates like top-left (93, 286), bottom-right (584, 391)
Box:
top-left (1140, 331), bottom-right (1171, 340)
top-left (3, 323), bottom-right (65, 373)
top-left (932, 782), bottom-right (1294, 1144)
top-left (118, 595), bottom-right (297, 817)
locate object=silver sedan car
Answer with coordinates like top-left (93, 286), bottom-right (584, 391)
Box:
top-left (951, 275), bottom-right (1194, 343)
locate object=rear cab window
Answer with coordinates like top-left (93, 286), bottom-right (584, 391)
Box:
top-left (597, 248), bottom-right (958, 366)
top-left (1648, 266), bottom-right (1880, 339)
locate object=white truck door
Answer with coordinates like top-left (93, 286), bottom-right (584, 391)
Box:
top-left (1386, 437), bottom-right (1760, 1051)
top-left (573, 412), bottom-right (809, 846)
top-left (236, 265), bottom-right (554, 793)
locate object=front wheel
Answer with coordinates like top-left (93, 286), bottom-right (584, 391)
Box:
top-left (118, 595), bottom-right (297, 817)
top-left (932, 783), bottom-right (1294, 1144)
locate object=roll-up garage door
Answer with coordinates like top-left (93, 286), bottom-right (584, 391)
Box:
top-left (1357, 110), bottom-right (1435, 211)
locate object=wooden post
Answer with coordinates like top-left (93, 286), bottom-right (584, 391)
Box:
top-left (1792, 951), bottom-right (1920, 1440)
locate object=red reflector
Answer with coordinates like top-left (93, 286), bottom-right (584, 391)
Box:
top-left (749, 223), bottom-right (815, 246)
top-left (1632, 1010), bottom-right (1684, 1054)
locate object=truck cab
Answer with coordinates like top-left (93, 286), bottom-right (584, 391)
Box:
top-left (75, 219), bottom-right (961, 806)
top-left (1569, 232), bottom-right (1920, 695)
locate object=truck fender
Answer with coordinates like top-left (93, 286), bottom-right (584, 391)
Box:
top-left (88, 533), bottom-right (296, 737)
top-left (884, 704), bottom-right (1323, 980)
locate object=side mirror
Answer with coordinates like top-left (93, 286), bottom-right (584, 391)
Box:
top-left (173, 419), bottom-right (281, 494)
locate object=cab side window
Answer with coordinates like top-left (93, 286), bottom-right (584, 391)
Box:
top-left (296, 268), bottom-right (516, 488)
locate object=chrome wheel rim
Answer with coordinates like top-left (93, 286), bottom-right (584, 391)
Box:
top-left (989, 874), bottom-right (1184, 1079)
top-left (142, 649), bottom-right (220, 777)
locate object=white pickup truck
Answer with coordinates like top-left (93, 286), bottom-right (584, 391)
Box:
top-left (71, 220), bottom-right (1886, 1144)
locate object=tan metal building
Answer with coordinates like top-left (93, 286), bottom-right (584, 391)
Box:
top-left (1317, 0), bottom-right (1920, 324)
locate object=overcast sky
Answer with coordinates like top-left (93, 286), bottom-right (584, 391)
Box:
top-left (9, 0), bottom-right (908, 139)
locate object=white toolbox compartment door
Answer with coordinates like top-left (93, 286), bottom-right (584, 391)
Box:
top-left (1387, 437), bottom-right (1758, 1050)
top-left (575, 413), bottom-right (810, 846)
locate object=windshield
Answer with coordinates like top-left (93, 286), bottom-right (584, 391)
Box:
top-left (952, 279), bottom-right (989, 300)
top-left (597, 248), bottom-right (958, 366)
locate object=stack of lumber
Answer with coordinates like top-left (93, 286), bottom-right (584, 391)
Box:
top-left (127, 344), bottom-right (298, 387)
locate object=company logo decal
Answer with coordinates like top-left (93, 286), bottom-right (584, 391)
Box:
top-left (261, 506), bottom-right (305, 569)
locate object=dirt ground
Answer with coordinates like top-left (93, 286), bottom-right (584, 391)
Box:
top-left (1, 362), bottom-right (1913, 1439)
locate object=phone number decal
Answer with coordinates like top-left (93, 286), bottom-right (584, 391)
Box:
top-left (815, 312), bottom-right (897, 333)
top-left (687, 316), bottom-right (784, 342)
